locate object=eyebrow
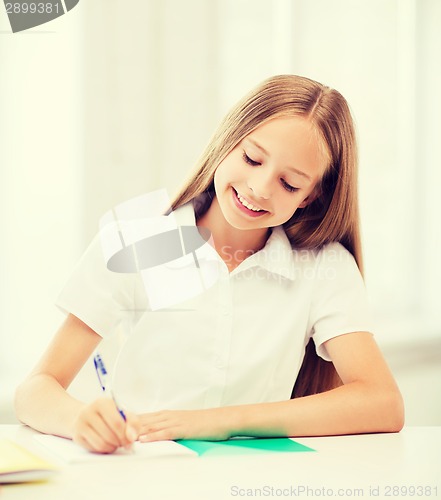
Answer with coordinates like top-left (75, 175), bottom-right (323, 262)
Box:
top-left (245, 138), bottom-right (313, 182)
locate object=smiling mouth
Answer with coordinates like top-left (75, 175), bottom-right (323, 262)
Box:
top-left (232, 188), bottom-right (268, 215)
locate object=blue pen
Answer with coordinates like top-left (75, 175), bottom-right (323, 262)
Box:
top-left (93, 353), bottom-right (127, 421)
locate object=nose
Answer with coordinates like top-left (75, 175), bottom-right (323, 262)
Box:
top-left (247, 169), bottom-right (273, 200)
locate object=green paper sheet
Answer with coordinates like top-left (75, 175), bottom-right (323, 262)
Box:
top-left (177, 437), bottom-right (315, 456)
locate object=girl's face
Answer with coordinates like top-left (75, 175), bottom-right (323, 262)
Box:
top-left (213, 116), bottom-right (327, 231)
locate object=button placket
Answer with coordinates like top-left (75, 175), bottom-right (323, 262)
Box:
top-left (204, 270), bottom-right (233, 407)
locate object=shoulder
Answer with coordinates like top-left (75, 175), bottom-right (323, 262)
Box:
top-left (290, 241), bottom-right (361, 284)
top-left (290, 241), bottom-right (355, 266)
top-left (315, 242), bottom-right (357, 267)
top-left (267, 228), bottom-right (359, 281)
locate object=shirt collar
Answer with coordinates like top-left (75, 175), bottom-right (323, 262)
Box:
top-left (232, 226), bottom-right (297, 281)
top-left (173, 201), bottom-right (198, 227)
top-left (172, 200), bottom-right (297, 280)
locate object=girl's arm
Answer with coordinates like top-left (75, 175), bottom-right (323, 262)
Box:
top-left (138, 331), bottom-right (404, 440)
top-left (14, 314), bottom-right (139, 453)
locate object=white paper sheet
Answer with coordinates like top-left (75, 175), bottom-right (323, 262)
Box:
top-left (34, 434), bottom-right (197, 463)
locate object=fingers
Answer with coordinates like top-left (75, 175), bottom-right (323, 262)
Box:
top-left (138, 411), bottom-right (166, 436)
top-left (125, 413), bottom-right (140, 440)
top-left (76, 424), bottom-right (119, 454)
top-left (137, 408), bottom-right (231, 442)
top-left (139, 428), bottom-right (176, 442)
top-left (138, 411), bottom-right (179, 442)
top-left (73, 398), bottom-right (139, 453)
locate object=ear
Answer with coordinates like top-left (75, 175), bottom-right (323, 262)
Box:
top-left (298, 187), bottom-right (321, 209)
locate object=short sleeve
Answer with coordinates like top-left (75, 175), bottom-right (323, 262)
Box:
top-left (308, 242), bottom-right (373, 361)
top-left (55, 230), bottom-right (145, 338)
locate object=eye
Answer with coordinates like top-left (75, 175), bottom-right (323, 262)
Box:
top-left (242, 151), bottom-right (261, 167)
top-left (281, 178), bottom-right (299, 193)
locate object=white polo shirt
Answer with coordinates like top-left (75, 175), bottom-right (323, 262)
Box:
top-left (56, 201), bottom-right (372, 413)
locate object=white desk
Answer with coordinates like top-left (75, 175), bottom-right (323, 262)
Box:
top-left (1, 425), bottom-right (440, 500)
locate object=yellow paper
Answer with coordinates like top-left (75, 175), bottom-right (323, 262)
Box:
top-left (0, 438), bottom-right (59, 483)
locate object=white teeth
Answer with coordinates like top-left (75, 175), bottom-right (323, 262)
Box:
top-left (236, 192), bottom-right (263, 212)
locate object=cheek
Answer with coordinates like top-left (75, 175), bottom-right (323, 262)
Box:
top-left (214, 158), bottom-right (236, 189)
top-left (213, 165), bottom-right (230, 201)
top-left (276, 196), bottom-right (302, 221)
top-left (213, 166), bottom-right (224, 194)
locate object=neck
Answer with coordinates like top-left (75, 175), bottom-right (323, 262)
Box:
top-left (197, 196), bottom-right (270, 271)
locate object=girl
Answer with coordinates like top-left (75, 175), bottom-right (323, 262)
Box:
top-left (15, 75), bottom-right (404, 453)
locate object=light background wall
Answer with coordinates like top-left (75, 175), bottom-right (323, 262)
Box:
top-left (1, 0), bottom-right (440, 425)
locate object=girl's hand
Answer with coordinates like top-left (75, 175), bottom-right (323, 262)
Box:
top-left (138, 408), bottom-right (233, 442)
top-left (72, 398), bottom-right (140, 453)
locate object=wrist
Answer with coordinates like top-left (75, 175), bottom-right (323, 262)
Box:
top-left (220, 403), bottom-right (261, 438)
top-left (225, 401), bottom-right (290, 438)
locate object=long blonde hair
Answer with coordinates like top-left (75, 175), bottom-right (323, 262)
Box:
top-left (171, 74), bottom-right (362, 397)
